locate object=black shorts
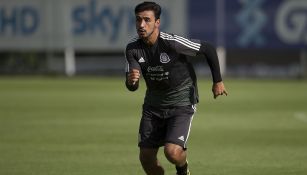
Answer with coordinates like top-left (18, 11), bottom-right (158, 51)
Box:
top-left (138, 104), bottom-right (196, 149)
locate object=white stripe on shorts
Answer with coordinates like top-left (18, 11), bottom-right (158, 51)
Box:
top-left (184, 104), bottom-right (197, 148)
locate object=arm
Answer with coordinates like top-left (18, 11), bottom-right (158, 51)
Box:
top-left (125, 69), bottom-right (140, 91)
top-left (162, 33), bottom-right (222, 82)
top-left (125, 46), bottom-right (141, 91)
top-left (199, 42), bottom-right (222, 83)
top-left (198, 42), bottom-right (228, 98)
top-left (162, 33), bottom-right (228, 98)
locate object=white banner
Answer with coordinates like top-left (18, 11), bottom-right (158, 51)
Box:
top-left (0, 0), bottom-right (187, 51)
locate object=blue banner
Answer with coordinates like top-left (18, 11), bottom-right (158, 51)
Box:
top-left (189, 0), bottom-right (307, 49)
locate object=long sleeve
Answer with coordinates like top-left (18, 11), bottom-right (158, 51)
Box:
top-left (198, 42), bottom-right (222, 83)
top-left (125, 44), bottom-right (141, 91)
top-left (160, 32), bottom-right (222, 83)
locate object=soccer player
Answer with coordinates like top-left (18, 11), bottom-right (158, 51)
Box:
top-left (124, 2), bottom-right (228, 175)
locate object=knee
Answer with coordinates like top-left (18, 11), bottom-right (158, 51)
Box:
top-left (164, 143), bottom-right (185, 164)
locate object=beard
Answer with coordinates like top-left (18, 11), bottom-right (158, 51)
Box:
top-left (137, 28), bottom-right (154, 39)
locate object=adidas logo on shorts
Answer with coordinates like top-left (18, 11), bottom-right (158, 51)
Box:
top-left (178, 136), bottom-right (185, 141)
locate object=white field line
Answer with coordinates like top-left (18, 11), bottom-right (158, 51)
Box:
top-left (294, 112), bottom-right (307, 123)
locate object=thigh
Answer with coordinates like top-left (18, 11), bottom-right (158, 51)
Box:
top-left (138, 105), bottom-right (166, 148)
top-left (165, 105), bottom-right (196, 149)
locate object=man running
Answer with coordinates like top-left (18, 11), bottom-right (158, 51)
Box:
top-left (125, 2), bottom-right (228, 175)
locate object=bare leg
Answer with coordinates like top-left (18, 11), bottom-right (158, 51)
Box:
top-left (164, 143), bottom-right (187, 166)
top-left (139, 148), bottom-right (165, 175)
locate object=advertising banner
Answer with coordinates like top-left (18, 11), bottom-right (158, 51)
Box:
top-left (225, 0), bottom-right (307, 48)
top-left (0, 0), bottom-right (187, 50)
top-left (189, 0), bottom-right (307, 49)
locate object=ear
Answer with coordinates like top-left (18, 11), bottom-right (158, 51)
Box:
top-left (155, 19), bottom-right (160, 28)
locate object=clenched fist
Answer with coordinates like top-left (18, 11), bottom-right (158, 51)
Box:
top-left (127, 69), bottom-right (141, 85)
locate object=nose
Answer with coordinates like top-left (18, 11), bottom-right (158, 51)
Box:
top-left (140, 19), bottom-right (146, 28)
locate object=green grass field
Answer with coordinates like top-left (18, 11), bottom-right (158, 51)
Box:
top-left (0, 77), bottom-right (307, 175)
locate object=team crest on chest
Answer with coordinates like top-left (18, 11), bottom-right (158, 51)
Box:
top-left (160, 53), bottom-right (170, 63)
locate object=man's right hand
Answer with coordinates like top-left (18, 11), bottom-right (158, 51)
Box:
top-left (127, 69), bottom-right (140, 85)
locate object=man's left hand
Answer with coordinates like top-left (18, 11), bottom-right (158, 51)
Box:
top-left (212, 81), bottom-right (228, 99)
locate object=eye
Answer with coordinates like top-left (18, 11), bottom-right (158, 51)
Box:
top-left (136, 17), bottom-right (142, 22)
top-left (144, 18), bottom-right (151, 23)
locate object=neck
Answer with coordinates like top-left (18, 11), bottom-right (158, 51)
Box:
top-left (144, 29), bottom-right (159, 46)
